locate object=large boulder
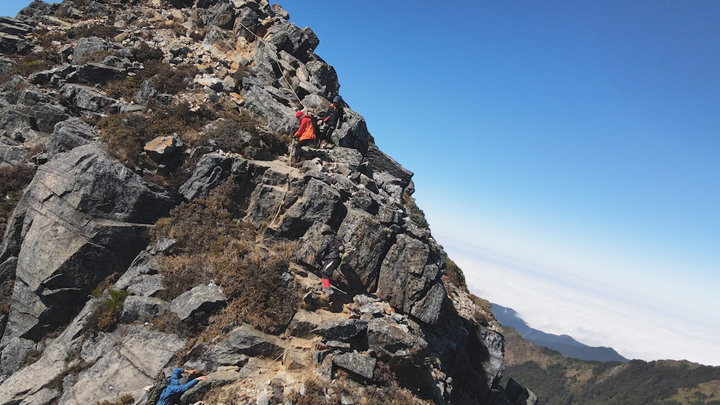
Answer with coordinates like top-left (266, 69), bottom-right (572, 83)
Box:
top-left (505, 378), bottom-right (538, 405)
top-left (0, 297), bottom-right (104, 401)
top-left (265, 23), bottom-right (318, 63)
top-left (364, 144), bottom-right (414, 201)
top-left (31, 102), bottom-right (70, 133)
top-left (75, 63), bottom-right (126, 85)
top-left (58, 325), bottom-right (185, 405)
top-left (332, 351), bottom-right (376, 380)
top-left (15, 0), bottom-right (59, 24)
top-left (200, 324), bottom-right (285, 369)
top-left (114, 243), bottom-right (175, 297)
top-left (0, 143), bottom-right (175, 367)
top-left (0, 57), bottom-right (14, 78)
top-left (47, 117), bottom-right (94, 158)
top-left (376, 234), bottom-right (430, 313)
top-left (179, 153), bottom-right (249, 201)
top-left (169, 283), bottom-right (227, 324)
top-left (120, 296), bottom-right (169, 323)
top-left (375, 234), bottom-right (447, 325)
top-left (313, 318), bottom-right (368, 347)
top-left (335, 110), bottom-right (370, 154)
top-left (0, 142), bottom-right (26, 165)
top-left (71, 37), bottom-right (111, 66)
top-left (337, 209), bottom-right (394, 291)
top-left (277, 178), bottom-right (345, 239)
top-left (0, 18), bottom-right (32, 53)
top-left (0, 17), bottom-right (32, 37)
top-left (59, 83), bottom-right (118, 112)
top-left (367, 317), bottom-right (428, 361)
top-left (285, 309), bottom-right (349, 339)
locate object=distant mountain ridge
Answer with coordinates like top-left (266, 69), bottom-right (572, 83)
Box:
top-left (500, 326), bottom-right (720, 405)
top-left (492, 303), bottom-right (628, 363)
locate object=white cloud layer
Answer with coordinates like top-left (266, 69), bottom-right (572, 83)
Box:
top-left (439, 236), bottom-right (720, 366)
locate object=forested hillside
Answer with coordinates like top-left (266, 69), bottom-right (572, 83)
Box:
top-left (503, 327), bottom-right (720, 405)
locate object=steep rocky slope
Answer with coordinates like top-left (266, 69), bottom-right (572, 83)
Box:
top-left (0, 1), bottom-right (535, 404)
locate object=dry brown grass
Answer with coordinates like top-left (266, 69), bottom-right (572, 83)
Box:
top-left (97, 112), bottom-right (151, 166)
top-left (293, 373), bottom-right (429, 405)
top-left (96, 393), bottom-right (134, 405)
top-left (96, 102), bottom-right (216, 168)
top-left (5, 48), bottom-right (61, 77)
top-left (151, 178), bottom-right (300, 336)
top-left (443, 258), bottom-right (467, 291)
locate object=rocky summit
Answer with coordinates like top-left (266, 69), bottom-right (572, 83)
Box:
top-left (0, 1), bottom-right (536, 404)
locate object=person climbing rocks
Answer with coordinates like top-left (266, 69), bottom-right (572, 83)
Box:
top-left (315, 228), bottom-right (344, 295)
top-left (292, 110), bottom-right (317, 166)
top-left (318, 95), bottom-right (344, 148)
top-left (157, 367), bottom-right (207, 405)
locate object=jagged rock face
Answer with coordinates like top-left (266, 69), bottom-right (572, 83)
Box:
top-left (0, 143), bottom-right (174, 373)
top-left (0, 295), bottom-right (185, 405)
top-left (0, 0), bottom-right (529, 403)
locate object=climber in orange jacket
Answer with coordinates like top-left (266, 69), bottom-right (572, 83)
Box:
top-left (292, 110), bottom-right (316, 166)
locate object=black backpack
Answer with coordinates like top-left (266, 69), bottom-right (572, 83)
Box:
top-left (145, 378), bottom-right (167, 405)
top-left (309, 113), bottom-right (321, 141)
top-left (332, 235), bottom-right (345, 256)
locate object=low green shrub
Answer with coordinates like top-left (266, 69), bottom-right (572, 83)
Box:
top-left (86, 287), bottom-right (130, 333)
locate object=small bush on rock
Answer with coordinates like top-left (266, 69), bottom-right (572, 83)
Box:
top-left (86, 287), bottom-right (130, 333)
top-left (104, 76), bottom-right (142, 101)
top-left (67, 24), bottom-right (120, 40)
top-left (97, 393), bottom-right (134, 405)
top-left (150, 63), bottom-right (198, 95)
top-left (11, 49), bottom-right (62, 77)
top-left (97, 112), bottom-right (150, 165)
top-left (36, 28), bottom-right (69, 48)
top-left (207, 109), bottom-right (285, 158)
top-left (133, 41), bottom-right (164, 63)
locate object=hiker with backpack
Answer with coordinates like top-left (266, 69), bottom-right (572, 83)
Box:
top-left (291, 110), bottom-right (317, 166)
top-left (314, 228), bottom-right (344, 295)
top-left (150, 367), bottom-right (207, 405)
top-left (318, 95), bottom-right (344, 148)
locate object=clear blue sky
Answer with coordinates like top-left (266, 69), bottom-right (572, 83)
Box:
top-left (3, 1), bottom-right (719, 365)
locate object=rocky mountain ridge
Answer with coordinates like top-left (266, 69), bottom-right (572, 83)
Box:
top-left (1, 1), bottom-right (535, 404)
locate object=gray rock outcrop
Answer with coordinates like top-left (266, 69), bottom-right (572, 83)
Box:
top-left (170, 283), bottom-right (227, 323)
top-left (0, 143), bottom-right (175, 372)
